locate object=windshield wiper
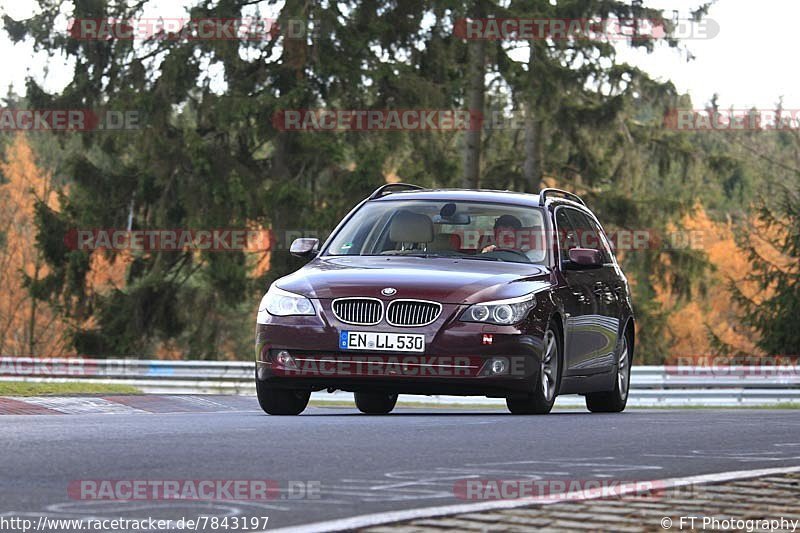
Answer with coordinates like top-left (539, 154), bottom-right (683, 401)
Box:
top-left (397, 253), bottom-right (452, 259)
top-left (457, 255), bottom-right (502, 262)
top-left (380, 250), bottom-right (453, 258)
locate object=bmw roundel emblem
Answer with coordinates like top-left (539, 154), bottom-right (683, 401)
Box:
top-left (381, 287), bottom-right (397, 296)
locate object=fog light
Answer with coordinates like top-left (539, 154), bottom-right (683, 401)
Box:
top-left (491, 358), bottom-right (508, 374)
top-left (274, 350), bottom-right (297, 369)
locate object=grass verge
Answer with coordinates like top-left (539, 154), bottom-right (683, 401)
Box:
top-left (0, 382), bottom-right (140, 396)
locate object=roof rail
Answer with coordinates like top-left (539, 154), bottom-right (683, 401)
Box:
top-left (368, 183), bottom-right (424, 200)
top-left (538, 188), bottom-right (586, 207)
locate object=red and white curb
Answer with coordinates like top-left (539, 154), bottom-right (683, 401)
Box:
top-left (0, 395), bottom-right (253, 415)
top-left (264, 465), bottom-right (800, 533)
top-left (20, 396), bottom-right (147, 415)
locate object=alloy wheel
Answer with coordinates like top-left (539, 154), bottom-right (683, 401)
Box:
top-left (617, 336), bottom-right (629, 400)
top-left (541, 329), bottom-right (558, 402)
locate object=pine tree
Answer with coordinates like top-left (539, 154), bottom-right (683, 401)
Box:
top-left (733, 185), bottom-right (800, 356)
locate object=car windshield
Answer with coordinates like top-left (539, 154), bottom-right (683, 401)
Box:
top-left (325, 199), bottom-right (548, 264)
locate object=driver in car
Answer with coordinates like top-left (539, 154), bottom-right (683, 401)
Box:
top-left (481, 214), bottom-right (523, 254)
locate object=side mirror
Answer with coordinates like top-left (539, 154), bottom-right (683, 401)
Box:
top-left (290, 238), bottom-right (319, 259)
top-left (566, 247), bottom-right (603, 269)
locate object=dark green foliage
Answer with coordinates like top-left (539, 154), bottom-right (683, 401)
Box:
top-left (733, 186), bottom-right (800, 356)
top-left (2, 0), bottom-right (793, 363)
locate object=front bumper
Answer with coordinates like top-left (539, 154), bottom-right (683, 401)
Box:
top-left (254, 300), bottom-right (550, 396)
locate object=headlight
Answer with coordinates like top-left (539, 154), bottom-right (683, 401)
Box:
top-left (460, 293), bottom-right (537, 325)
top-left (257, 285), bottom-right (315, 323)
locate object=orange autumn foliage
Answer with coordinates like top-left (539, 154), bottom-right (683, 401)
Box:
top-left (0, 134), bottom-right (71, 355)
top-left (652, 204), bottom-right (779, 357)
top-left (0, 135), bottom-right (132, 356)
top-left (247, 223), bottom-right (271, 279)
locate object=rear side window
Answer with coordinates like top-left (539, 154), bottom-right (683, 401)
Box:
top-left (564, 209), bottom-right (612, 263)
top-left (555, 208), bottom-right (578, 263)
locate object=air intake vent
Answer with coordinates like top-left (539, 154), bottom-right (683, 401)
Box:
top-left (386, 300), bottom-right (442, 327)
top-left (332, 298), bottom-right (383, 325)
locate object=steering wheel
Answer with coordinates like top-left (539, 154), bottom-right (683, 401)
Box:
top-left (488, 248), bottom-right (530, 261)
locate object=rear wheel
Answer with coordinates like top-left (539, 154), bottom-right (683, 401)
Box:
top-left (506, 326), bottom-right (560, 415)
top-left (585, 333), bottom-right (631, 413)
top-left (256, 371), bottom-right (310, 415)
top-left (354, 392), bottom-right (398, 414)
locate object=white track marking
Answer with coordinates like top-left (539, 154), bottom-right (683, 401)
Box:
top-left (264, 464), bottom-right (800, 533)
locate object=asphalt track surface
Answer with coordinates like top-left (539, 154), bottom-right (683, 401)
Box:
top-left (3, 402), bottom-right (800, 531)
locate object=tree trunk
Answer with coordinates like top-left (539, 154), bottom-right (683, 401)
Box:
top-left (27, 259), bottom-right (39, 355)
top-left (462, 38), bottom-right (485, 188)
top-left (268, 0), bottom-right (310, 279)
top-left (462, 0), bottom-right (487, 188)
top-left (522, 42), bottom-right (543, 192)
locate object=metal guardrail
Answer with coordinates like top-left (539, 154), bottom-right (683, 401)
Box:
top-left (1, 358), bottom-right (799, 405)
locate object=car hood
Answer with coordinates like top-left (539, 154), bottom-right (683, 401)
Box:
top-left (274, 256), bottom-right (551, 304)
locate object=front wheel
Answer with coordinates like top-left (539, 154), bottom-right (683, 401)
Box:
top-left (354, 392), bottom-right (398, 414)
top-left (585, 333), bottom-right (631, 413)
top-left (506, 326), bottom-right (561, 415)
top-left (256, 371), bottom-right (310, 415)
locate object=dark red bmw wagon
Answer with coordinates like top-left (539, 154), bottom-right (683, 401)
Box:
top-left (255, 184), bottom-right (634, 415)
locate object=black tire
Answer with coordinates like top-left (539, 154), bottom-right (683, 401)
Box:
top-left (506, 325), bottom-right (561, 415)
top-left (256, 371), bottom-right (310, 415)
top-left (354, 392), bottom-right (398, 414)
top-left (585, 331), bottom-right (632, 413)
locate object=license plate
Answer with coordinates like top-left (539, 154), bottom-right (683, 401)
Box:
top-left (340, 331), bottom-right (425, 352)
